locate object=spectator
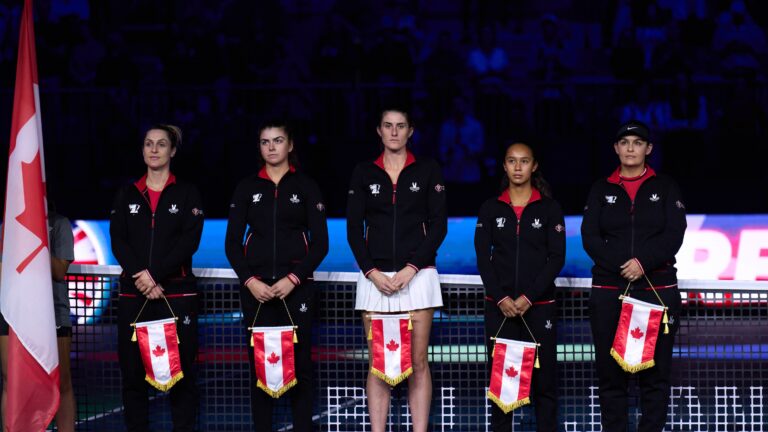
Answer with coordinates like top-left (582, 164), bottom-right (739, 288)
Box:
top-left (713, 0), bottom-right (767, 78)
top-left (438, 96), bottom-right (486, 184)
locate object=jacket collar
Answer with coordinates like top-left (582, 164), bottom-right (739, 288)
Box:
top-left (258, 164), bottom-right (296, 182)
top-left (374, 150), bottom-right (416, 171)
top-left (497, 187), bottom-right (542, 206)
top-left (607, 165), bottom-right (656, 185)
top-left (134, 172), bottom-right (176, 193)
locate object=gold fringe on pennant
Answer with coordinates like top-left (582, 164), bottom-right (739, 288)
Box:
top-left (663, 309), bottom-right (670, 334)
top-left (610, 348), bottom-right (655, 373)
top-left (370, 366), bottom-right (413, 387)
top-left (145, 372), bottom-right (184, 392)
top-left (257, 377), bottom-right (297, 399)
top-left (487, 391), bottom-right (531, 414)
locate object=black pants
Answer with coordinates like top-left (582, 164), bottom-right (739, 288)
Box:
top-left (485, 301), bottom-right (558, 432)
top-left (118, 294), bottom-right (199, 432)
top-left (241, 281), bottom-right (316, 432)
top-left (589, 287), bottom-right (681, 432)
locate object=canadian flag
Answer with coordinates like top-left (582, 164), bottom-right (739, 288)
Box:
top-left (368, 314), bottom-right (412, 386)
top-left (611, 296), bottom-right (665, 373)
top-left (134, 318), bottom-right (184, 391)
top-left (487, 338), bottom-right (537, 413)
top-left (0, 1), bottom-right (60, 430)
top-left (252, 326), bottom-right (297, 398)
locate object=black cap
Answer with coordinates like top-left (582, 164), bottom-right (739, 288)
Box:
top-left (616, 120), bottom-right (650, 142)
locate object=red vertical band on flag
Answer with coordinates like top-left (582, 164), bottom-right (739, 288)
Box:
top-left (8, 0), bottom-right (37, 155)
top-left (137, 326), bottom-right (155, 382)
top-left (613, 302), bottom-right (633, 358)
top-left (518, 347), bottom-right (536, 398)
top-left (642, 309), bottom-right (663, 363)
top-left (399, 318), bottom-right (411, 373)
top-left (4, 330), bottom-right (59, 431)
top-left (164, 322), bottom-right (182, 377)
top-left (371, 319), bottom-right (384, 373)
top-left (281, 330), bottom-right (295, 384)
top-left (488, 342), bottom-right (507, 397)
top-left (253, 332), bottom-right (267, 386)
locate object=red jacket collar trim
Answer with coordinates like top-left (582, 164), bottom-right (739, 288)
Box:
top-left (607, 165), bottom-right (656, 184)
top-left (497, 188), bottom-right (542, 205)
top-left (134, 173), bottom-right (176, 193)
top-left (258, 165), bottom-right (296, 182)
top-left (374, 150), bottom-right (416, 171)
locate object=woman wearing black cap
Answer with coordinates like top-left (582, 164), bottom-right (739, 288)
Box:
top-left (475, 142), bottom-right (565, 431)
top-left (581, 120), bottom-right (686, 431)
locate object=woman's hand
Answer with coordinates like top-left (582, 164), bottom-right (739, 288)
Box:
top-left (513, 296), bottom-right (531, 316)
top-left (145, 284), bottom-right (164, 300)
top-left (620, 259), bottom-right (643, 282)
top-left (368, 270), bottom-right (399, 295)
top-left (132, 270), bottom-right (155, 294)
top-left (498, 297), bottom-right (519, 318)
top-left (246, 278), bottom-right (274, 303)
top-left (271, 277), bottom-right (296, 300)
top-left (391, 266), bottom-right (417, 291)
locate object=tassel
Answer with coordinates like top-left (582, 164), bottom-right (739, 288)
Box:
top-left (250, 334), bottom-right (254, 347)
top-left (534, 350), bottom-right (541, 369)
top-left (663, 309), bottom-right (670, 334)
top-left (491, 344), bottom-right (496, 358)
top-left (293, 329), bottom-right (298, 344)
top-left (177, 334), bottom-right (181, 344)
top-left (367, 325), bottom-right (373, 341)
top-left (408, 318), bottom-right (413, 331)
top-left (131, 327), bottom-right (137, 342)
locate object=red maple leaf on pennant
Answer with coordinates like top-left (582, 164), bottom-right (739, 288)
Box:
top-left (386, 339), bottom-right (400, 352)
top-left (267, 352), bottom-right (280, 364)
top-left (15, 153), bottom-right (48, 274)
top-left (152, 345), bottom-right (166, 357)
top-left (505, 365), bottom-right (518, 378)
top-left (630, 327), bottom-right (644, 339)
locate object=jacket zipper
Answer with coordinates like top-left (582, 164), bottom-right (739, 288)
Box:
top-left (514, 209), bottom-right (522, 297)
top-left (392, 184), bottom-right (397, 270)
top-left (273, 185), bottom-right (278, 280)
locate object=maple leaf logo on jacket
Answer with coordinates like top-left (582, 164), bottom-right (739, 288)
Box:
top-left (267, 352), bottom-right (280, 364)
top-left (505, 365), bottom-right (518, 378)
top-left (152, 345), bottom-right (166, 357)
top-left (630, 327), bottom-right (644, 339)
top-left (386, 339), bottom-right (400, 351)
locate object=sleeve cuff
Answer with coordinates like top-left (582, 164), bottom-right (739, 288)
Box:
top-left (496, 296), bottom-right (511, 306)
top-left (243, 276), bottom-right (257, 287)
top-left (287, 273), bottom-right (301, 286)
top-left (406, 263), bottom-right (419, 272)
top-left (520, 295), bottom-right (532, 307)
top-left (633, 258), bottom-right (645, 275)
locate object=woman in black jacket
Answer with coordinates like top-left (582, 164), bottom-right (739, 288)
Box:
top-left (347, 108), bottom-right (447, 432)
top-left (110, 124), bottom-right (204, 432)
top-left (475, 142), bottom-right (565, 432)
top-left (581, 120), bottom-right (686, 432)
top-left (225, 120), bottom-right (328, 432)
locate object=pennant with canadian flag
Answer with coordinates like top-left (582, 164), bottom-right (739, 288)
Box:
top-left (611, 296), bottom-right (666, 373)
top-left (368, 313), bottom-right (413, 386)
top-left (487, 338), bottom-right (537, 413)
top-left (134, 318), bottom-right (184, 391)
top-left (251, 325), bottom-right (297, 398)
top-left (0, 0), bottom-right (60, 430)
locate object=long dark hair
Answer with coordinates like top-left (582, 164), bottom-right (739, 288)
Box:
top-left (499, 142), bottom-right (552, 198)
top-left (257, 119), bottom-right (300, 168)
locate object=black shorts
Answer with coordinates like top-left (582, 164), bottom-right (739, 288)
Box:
top-left (0, 312), bottom-right (71, 337)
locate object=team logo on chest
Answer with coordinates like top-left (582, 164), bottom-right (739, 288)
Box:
top-left (605, 195), bottom-right (617, 204)
top-left (409, 182), bottom-right (420, 192)
top-left (554, 224), bottom-right (565, 233)
top-left (532, 219), bottom-right (542, 229)
top-left (168, 204), bottom-right (179, 214)
top-left (129, 204), bottom-right (141, 214)
top-left (545, 320), bottom-right (553, 330)
top-left (649, 193), bottom-right (660, 202)
top-left (290, 194), bottom-right (301, 204)
top-left (252, 193), bottom-right (262, 203)
top-left (496, 217), bottom-right (506, 228)
top-left (369, 184), bottom-right (381, 196)
top-left (300, 303), bottom-right (308, 313)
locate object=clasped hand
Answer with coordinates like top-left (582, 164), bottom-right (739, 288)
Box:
top-left (246, 277), bottom-right (296, 302)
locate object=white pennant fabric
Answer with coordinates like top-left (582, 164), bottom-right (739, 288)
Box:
top-left (251, 326), bottom-right (297, 398)
top-left (611, 296), bottom-right (665, 373)
top-left (487, 338), bottom-right (537, 413)
top-left (135, 318), bottom-right (184, 391)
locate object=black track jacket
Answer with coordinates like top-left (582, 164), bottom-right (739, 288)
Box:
top-left (225, 167), bottom-right (328, 287)
top-left (475, 189), bottom-right (566, 305)
top-left (110, 174), bottom-right (204, 295)
top-left (581, 166), bottom-right (687, 289)
top-left (347, 152), bottom-right (447, 275)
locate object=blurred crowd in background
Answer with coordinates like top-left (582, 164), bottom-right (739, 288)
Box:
top-left (0, 0), bottom-right (766, 217)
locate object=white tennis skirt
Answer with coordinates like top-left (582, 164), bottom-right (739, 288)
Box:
top-left (355, 268), bottom-right (443, 312)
